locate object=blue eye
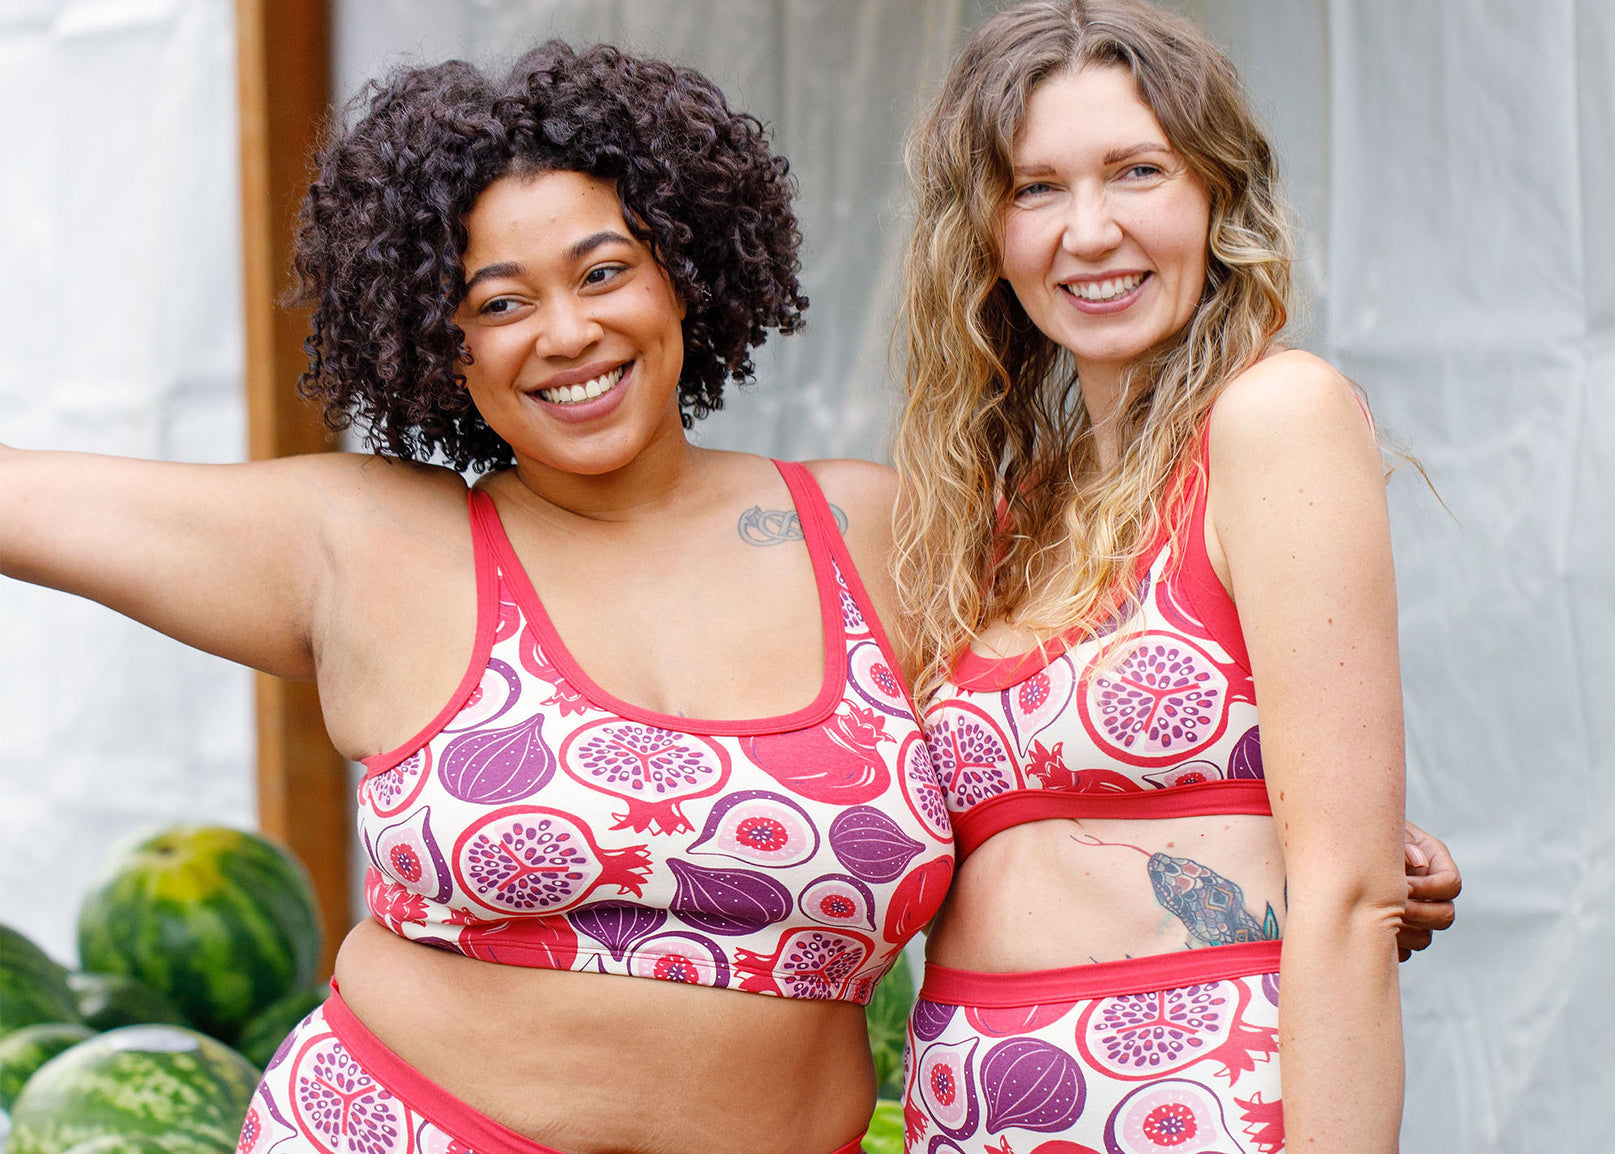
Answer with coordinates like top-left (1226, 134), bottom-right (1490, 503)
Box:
top-left (1122, 164), bottom-right (1163, 179)
top-left (1013, 182), bottom-right (1055, 200)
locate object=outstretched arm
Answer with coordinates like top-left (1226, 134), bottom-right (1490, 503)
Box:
top-left (1, 444), bottom-right (367, 679)
top-left (1209, 351), bottom-right (1406, 1154)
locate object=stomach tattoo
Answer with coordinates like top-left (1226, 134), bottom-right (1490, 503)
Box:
top-left (1073, 833), bottom-right (1281, 948)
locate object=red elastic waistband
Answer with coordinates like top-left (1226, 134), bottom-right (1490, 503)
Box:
top-left (919, 939), bottom-right (1282, 1007)
top-left (322, 992), bottom-right (868, 1154)
top-left (953, 778), bottom-right (1273, 858)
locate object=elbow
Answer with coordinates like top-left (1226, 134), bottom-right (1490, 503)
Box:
top-left (1285, 872), bottom-right (1407, 951)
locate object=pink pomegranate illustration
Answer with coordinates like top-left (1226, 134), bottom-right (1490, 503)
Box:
top-left (361, 747), bottom-right (431, 818)
top-left (559, 719), bottom-right (731, 835)
top-left (743, 705), bottom-right (894, 805)
top-left (451, 805), bottom-right (652, 916)
top-left (519, 625), bottom-right (590, 716)
top-left (898, 731), bottom-right (952, 840)
top-left (923, 701), bottom-right (1021, 812)
top-left (735, 927), bottom-right (873, 999)
top-left (1076, 977), bottom-right (1275, 1083)
top-left (289, 1029), bottom-right (414, 1152)
top-left (1077, 634), bottom-right (1233, 766)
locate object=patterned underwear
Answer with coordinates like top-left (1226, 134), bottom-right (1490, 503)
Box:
top-left (902, 940), bottom-right (1284, 1154)
top-left (237, 992), bottom-right (868, 1154)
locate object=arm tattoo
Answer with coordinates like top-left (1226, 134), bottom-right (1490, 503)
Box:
top-left (1072, 833), bottom-right (1281, 948)
top-left (737, 503), bottom-right (848, 545)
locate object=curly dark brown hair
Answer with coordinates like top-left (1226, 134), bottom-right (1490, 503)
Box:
top-left (290, 43), bottom-right (808, 472)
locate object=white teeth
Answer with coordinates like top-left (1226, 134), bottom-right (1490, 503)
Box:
top-left (1066, 273), bottom-right (1145, 302)
top-left (538, 366), bottom-right (624, 405)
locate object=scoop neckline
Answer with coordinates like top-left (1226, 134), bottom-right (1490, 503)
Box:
top-left (472, 460), bottom-right (846, 736)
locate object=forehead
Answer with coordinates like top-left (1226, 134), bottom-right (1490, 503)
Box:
top-left (462, 169), bottom-right (630, 260)
top-left (1013, 64), bottom-right (1171, 165)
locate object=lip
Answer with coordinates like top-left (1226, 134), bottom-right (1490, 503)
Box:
top-left (1059, 271), bottom-right (1151, 315)
top-left (526, 360), bottom-right (633, 424)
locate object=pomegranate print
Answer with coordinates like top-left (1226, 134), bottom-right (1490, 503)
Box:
top-left (1002, 655), bottom-right (1076, 756)
top-left (849, 641), bottom-right (912, 718)
top-left (1076, 984), bottom-right (1240, 1081)
top-left (451, 805), bottom-right (651, 915)
top-left (881, 854), bottom-right (953, 945)
top-left (1103, 1078), bottom-right (1242, 1154)
top-left (1023, 741), bottom-right (1143, 796)
top-left (1142, 761), bottom-right (1223, 790)
top-left (686, 789), bottom-right (820, 868)
top-left (361, 748), bottom-right (430, 819)
top-left (965, 1002), bottom-right (1074, 1039)
top-left (913, 1037), bottom-right (981, 1136)
top-left (898, 731), bottom-right (952, 841)
top-left (744, 705), bottom-right (894, 805)
top-left (560, 720), bottom-right (731, 835)
top-left (1078, 634), bottom-right (1231, 766)
top-left (924, 701), bottom-right (1020, 813)
top-left (735, 927), bottom-right (873, 1000)
top-left (519, 627), bottom-right (589, 717)
top-left (289, 1030), bottom-right (413, 1153)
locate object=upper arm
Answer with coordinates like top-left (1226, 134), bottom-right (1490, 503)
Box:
top-left (0, 446), bottom-right (460, 679)
top-left (1205, 353), bottom-right (1406, 900)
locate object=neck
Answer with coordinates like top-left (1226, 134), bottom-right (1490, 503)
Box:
top-left (506, 421), bottom-right (705, 525)
top-left (1076, 360), bottom-right (1129, 472)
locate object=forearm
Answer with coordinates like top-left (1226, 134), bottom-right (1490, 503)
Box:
top-left (1279, 893), bottom-right (1405, 1153)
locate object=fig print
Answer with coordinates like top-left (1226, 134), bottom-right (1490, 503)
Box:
top-left (361, 746), bottom-right (431, 818)
top-left (1102, 1078), bottom-right (1243, 1154)
top-left (686, 789), bottom-right (820, 868)
top-left (1001, 655), bottom-right (1076, 756)
top-left (798, 873), bottom-right (879, 931)
top-left (440, 657), bottom-right (522, 734)
top-left (667, 860), bottom-right (793, 936)
top-left (849, 640), bottom-right (914, 718)
top-left (627, 930), bottom-right (731, 987)
top-left (913, 1036), bottom-right (981, 1137)
top-left (828, 805), bottom-right (926, 883)
top-left (439, 710), bottom-right (557, 804)
top-left (978, 1037), bottom-right (1086, 1134)
top-left (365, 804), bottom-right (453, 903)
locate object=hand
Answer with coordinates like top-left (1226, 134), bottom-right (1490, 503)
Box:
top-left (1398, 820), bottom-right (1460, 961)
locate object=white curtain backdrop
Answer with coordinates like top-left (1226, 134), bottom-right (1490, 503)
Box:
top-left (2, 1), bottom-right (1608, 1149)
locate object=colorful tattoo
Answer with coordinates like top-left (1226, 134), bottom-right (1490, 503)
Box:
top-left (1072, 833), bottom-right (1281, 948)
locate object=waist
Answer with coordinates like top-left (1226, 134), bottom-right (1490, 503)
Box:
top-left (926, 811), bottom-right (1285, 973)
top-left (333, 919), bottom-right (876, 1153)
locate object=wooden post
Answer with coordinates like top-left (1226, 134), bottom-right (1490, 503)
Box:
top-left (235, 0), bottom-right (348, 981)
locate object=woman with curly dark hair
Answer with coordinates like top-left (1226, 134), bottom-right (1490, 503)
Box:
top-left (0, 43), bottom-right (948, 1153)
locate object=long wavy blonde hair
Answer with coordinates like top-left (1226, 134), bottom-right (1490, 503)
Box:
top-left (894, 0), bottom-right (1294, 700)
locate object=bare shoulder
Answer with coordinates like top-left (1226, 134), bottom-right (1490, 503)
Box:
top-left (1208, 349), bottom-right (1375, 464)
top-left (801, 457), bottom-right (898, 538)
top-left (290, 452), bottom-right (470, 542)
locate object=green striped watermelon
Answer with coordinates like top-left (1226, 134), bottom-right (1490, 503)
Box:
top-left (76, 827), bottom-right (322, 1043)
top-left (0, 1023), bottom-right (95, 1111)
top-left (67, 972), bottom-right (186, 1032)
top-left (60, 1138), bottom-right (223, 1154)
top-left (7, 1024), bottom-right (257, 1154)
top-left (1, 925), bottom-right (82, 1039)
top-left (234, 984), bottom-right (326, 1070)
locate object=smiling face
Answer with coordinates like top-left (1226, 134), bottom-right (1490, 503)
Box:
top-left (454, 169), bottom-right (687, 481)
top-left (998, 65), bottom-right (1212, 394)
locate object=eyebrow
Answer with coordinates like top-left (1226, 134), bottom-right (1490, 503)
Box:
top-left (1103, 142), bottom-right (1172, 165)
top-left (462, 230), bottom-right (636, 292)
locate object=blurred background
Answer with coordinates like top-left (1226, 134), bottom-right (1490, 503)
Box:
top-left (2, 1), bottom-right (1610, 1149)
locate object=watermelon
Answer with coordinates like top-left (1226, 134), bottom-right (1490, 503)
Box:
top-left (67, 973), bottom-right (186, 1032)
top-left (862, 1098), bottom-right (905, 1154)
top-left (0, 1023), bottom-right (95, 1111)
top-left (76, 826), bottom-right (323, 1043)
top-left (234, 984), bottom-right (326, 1070)
top-left (7, 1024), bottom-right (258, 1154)
top-left (863, 950), bottom-right (915, 1099)
top-left (1, 925), bottom-right (82, 1038)
top-left (60, 1139), bottom-right (223, 1154)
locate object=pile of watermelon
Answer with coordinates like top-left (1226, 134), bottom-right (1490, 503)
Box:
top-left (1, 826), bottom-right (324, 1153)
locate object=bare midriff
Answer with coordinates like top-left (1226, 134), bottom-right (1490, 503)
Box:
top-left (334, 919), bottom-right (874, 1154)
top-left (925, 813), bottom-right (1285, 973)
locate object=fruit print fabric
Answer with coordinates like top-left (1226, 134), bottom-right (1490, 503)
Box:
top-left (354, 464), bottom-right (951, 1004)
top-left (902, 969), bottom-right (1283, 1154)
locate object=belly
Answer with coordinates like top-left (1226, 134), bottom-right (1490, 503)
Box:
top-left (926, 813), bottom-right (1286, 971)
top-left (331, 919), bottom-right (875, 1154)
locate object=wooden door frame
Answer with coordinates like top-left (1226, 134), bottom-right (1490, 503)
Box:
top-left (235, 0), bottom-right (348, 980)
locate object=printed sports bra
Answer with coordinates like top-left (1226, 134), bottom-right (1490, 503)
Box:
top-left (926, 437), bottom-right (1269, 859)
top-left (356, 460), bottom-right (954, 1004)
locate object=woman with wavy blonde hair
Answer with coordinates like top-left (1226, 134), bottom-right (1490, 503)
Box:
top-left (895, 1), bottom-right (1409, 1150)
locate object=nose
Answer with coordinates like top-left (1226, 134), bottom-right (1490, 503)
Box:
top-left (534, 295), bottom-right (602, 360)
top-left (1060, 185), bottom-right (1123, 259)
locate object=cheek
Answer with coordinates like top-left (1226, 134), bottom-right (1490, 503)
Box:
top-left (997, 218), bottom-right (1050, 303)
